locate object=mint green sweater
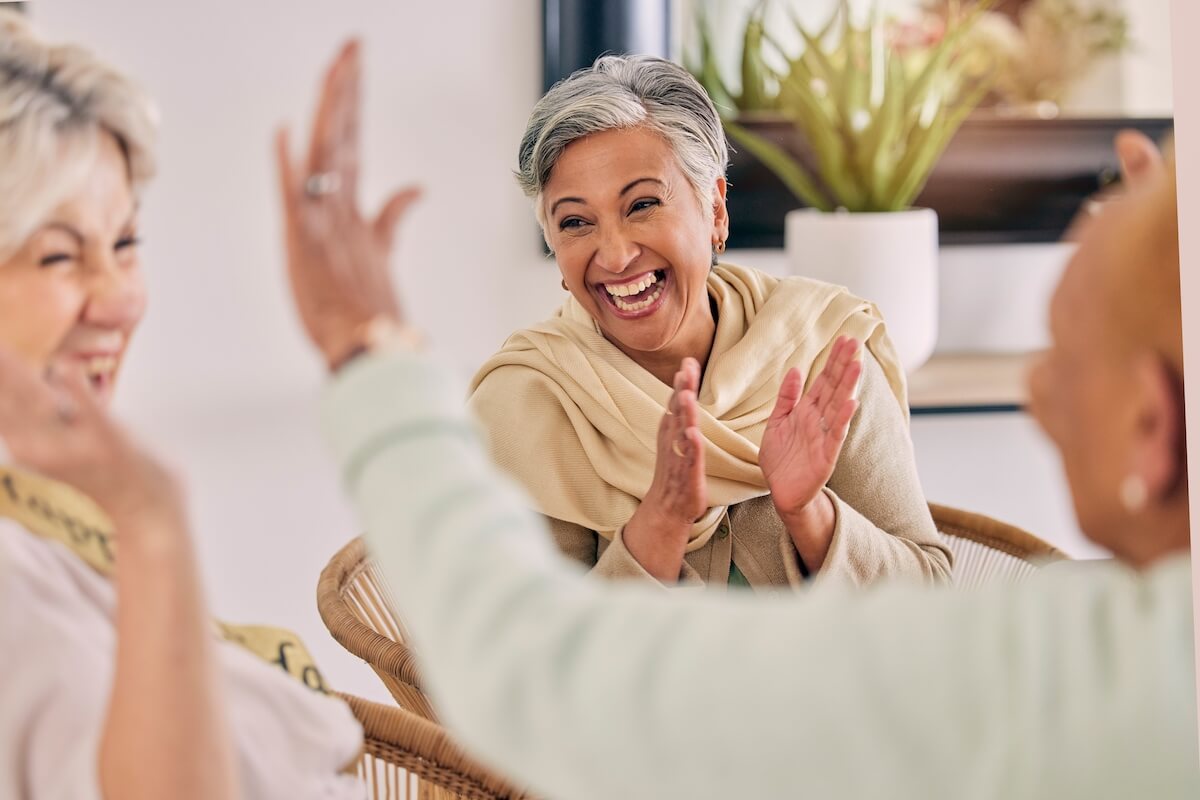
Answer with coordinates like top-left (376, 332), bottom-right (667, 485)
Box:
top-left (324, 350), bottom-right (1198, 800)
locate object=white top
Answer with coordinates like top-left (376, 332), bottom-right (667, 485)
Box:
top-left (0, 517), bottom-right (364, 800)
top-left (323, 350), bottom-right (1199, 800)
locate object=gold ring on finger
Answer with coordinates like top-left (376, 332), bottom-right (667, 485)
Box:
top-left (671, 439), bottom-right (686, 458)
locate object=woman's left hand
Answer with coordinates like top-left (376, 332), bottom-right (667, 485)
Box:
top-left (759, 336), bottom-right (862, 521)
top-left (275, 40), bottom-right (422, 371)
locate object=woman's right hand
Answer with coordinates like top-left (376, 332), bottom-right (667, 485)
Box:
top-left (622, 358), bottom-right (707, 582)
top-left (275, 40), bottom-right (422, 372)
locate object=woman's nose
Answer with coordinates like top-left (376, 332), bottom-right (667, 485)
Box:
top-left (593, 228), bottom-right (640, 274)
top-left (82, 262), bottom-right (147, 330)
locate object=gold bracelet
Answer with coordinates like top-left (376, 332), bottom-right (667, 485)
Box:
top-left (331, 315), bottom-right (425, 372)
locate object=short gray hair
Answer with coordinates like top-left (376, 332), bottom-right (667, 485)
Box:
top-left (517, 54), bottom-right (728, 227)
top-left (0, 10), bottom-right (157, 260)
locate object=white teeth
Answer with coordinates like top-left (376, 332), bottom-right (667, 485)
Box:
top-left (611, 281), bottom-right (665, 312)
top-left (604, 271), bottom-right (659, 298)
top-left (84, 356), bottom-right (117, 377)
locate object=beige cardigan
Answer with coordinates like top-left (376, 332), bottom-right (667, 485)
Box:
top-left (544, 352), bottom-right (951, 589)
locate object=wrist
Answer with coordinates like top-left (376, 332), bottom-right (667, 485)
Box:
top-left (776, 491), bottom-right (833, 543)
top-left (777, 491), bottom-right (836, 575)
top-left (326, 315), bottom-right (423, 372)
top-left (634, 490), bottom-right (696, 539)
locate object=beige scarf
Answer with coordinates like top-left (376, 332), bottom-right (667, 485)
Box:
top-left (468, 263), bottom-right (907, 552)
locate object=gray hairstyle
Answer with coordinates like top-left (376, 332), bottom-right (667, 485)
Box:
top-left (0, 10), bottom-right (157, 260)
top-left (517, 54), bottom-right (729, 227)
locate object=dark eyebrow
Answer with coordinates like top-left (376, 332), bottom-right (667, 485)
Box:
top-left (549, 177), bottom-right (666, 217)
top-left (620, 177), bottom-right (664, 196)
top-left (549, 196), bottom-right (586, 216)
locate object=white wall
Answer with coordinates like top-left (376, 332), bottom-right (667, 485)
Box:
top-left (25, 0), bottom-right (1115, 701)
top-left (33, 0), bottom-right (559, 700)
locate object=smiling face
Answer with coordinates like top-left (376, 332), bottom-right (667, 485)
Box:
top-left (542, 126), bottom-right (729, 372)
top-left (0, 131), bottom-right (146, 404)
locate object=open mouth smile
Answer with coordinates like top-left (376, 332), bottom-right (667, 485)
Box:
top-left (594, 269), bottom-right (669, 319)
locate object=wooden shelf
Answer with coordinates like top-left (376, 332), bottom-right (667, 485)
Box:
top-left (907, 353), bottom-right (1034, 415)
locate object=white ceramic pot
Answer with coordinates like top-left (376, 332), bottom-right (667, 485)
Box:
top-left (784, 207), bottom-right (939, 372)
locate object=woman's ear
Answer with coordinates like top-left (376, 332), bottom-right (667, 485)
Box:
top-left (711, 177), bottom-right (730, 243)
top-left (1129, 352), bottom-right (1187, 504)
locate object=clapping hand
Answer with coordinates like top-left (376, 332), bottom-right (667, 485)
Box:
top-left (759, 336), bottom-right (862, 520)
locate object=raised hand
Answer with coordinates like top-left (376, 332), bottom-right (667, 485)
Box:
top-left (623, 357), bottom-right (707, 581)
top-left (759, 336), bottom-right (862, 520)
top-left (275, 40), bottom-right (421, 371)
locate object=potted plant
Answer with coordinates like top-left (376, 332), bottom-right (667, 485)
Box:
top-left (690, 0), bottom-right (995, 372)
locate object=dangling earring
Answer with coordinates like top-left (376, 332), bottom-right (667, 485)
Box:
top-left (1119, 474), bottom-right (1148, 514)
top-left (711, 239), bottom-right (725, 267)
top-left (711, 239), bottom-right (726, 267)
top-left (561, 279), bottom-right (569, 291)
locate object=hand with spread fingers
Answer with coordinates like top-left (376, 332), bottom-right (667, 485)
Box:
top-left (622, 357), bottom-right (707, 582)
top-left (759, 336), bottom-right (864, 571)
top-left (276, 40), bottom-right (421, 372)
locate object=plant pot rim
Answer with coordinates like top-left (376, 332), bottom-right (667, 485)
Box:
top-left (785, 207), bottom-right (937, 218)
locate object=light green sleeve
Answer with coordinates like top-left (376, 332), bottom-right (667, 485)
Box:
top-left (323, 350), bottom-right (1199, 800)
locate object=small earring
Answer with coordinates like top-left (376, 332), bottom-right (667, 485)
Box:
top-left (561, 279), bottom-right (569, 291)
top-left (1119, 474), bottom-right (1148, 514)
top-left (716, 240), bottom-right (726, 254)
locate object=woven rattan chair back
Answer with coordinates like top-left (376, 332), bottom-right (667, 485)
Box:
top-left (343, 692), bottom-right (533, 800)
top-left (319, 537), bottom-right (438, 720)
top-left (930, 503), bottom-right (1068, 588)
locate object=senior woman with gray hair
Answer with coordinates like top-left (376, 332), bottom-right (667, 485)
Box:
top-left (468, 55), bottom-right (950, 587)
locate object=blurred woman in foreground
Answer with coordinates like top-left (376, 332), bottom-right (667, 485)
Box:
top-left (0, 14), bottom-right (362, 799)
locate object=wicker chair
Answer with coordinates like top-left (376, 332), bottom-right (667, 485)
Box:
top-left (930, 502), bottom-right (1067, 588)
top-left (342, 692), bottom-right (532, 799)
top-left (318, 505), bottom-right (1067, 729)
top-left (319, 537), bottom-right (438, 720)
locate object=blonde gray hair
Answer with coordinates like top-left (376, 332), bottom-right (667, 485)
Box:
top-left (517, 54), bottom-right (728, 228)
top-left (0, 10), bottom-right (157, 260)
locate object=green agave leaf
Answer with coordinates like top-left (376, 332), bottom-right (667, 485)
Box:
top-left (903, 0), bottom-right (994, 113)
top-left (725, 120), bottom-right (834, 211)
top-left (893, 73), bottom-right (994, 209)
top-left (817, 0), bottom-right (850, 44)
top-left (740, 1), bottom-right (773, 111)
top-left (859, 55), bottom-right (907, 207)
top-left (789, 11), bottom-right (840, 94)
top-left (775, 71), bottom-right (862, 208)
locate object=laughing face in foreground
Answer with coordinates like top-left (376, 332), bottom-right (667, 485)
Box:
top-left (0, 29), bottom-right (156, 405)
top-left (0, 133), bottom-right (146, 403)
